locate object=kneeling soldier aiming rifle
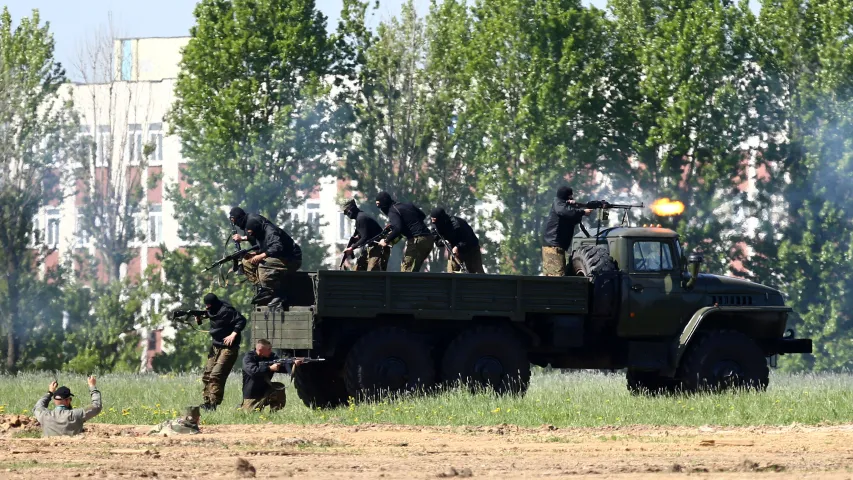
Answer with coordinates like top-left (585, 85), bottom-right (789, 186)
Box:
top-left (241, 338), bottom-right (324, 411)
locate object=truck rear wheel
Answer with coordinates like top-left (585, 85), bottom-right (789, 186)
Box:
top-left (678, 330), bottom-right (769, 393)
top-left (626, 369), bottom-right (677, 396)
top-left (294, 361), bottom-right (349, 409)
top-left (442, 326), bottom-right (530, 395)
top-left (571, 245), bottom-right (616, 277)
top-left (344, 328), bottom-right (436, 401)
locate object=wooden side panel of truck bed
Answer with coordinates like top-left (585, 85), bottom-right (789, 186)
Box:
top-left (315, 271), bottom-right (590, 321)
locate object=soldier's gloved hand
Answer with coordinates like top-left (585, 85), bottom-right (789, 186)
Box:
top-left (194, 315), bottom-right (203, 326)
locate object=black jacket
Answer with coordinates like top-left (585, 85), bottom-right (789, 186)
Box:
top-left (542, 198), bottom-right (586, 250)
top-left (351, 211), bottom-right (383, 249)
top-left (386, 203), bottom-right (431, 243)
top-left (246, 214), bottom-right (302, 260)
top-left (433, 216), bottom-right (479, 254)
top-left (241, 350), bottom-right (278, 399)
top-left (207, 301), bottom-right (247, 349)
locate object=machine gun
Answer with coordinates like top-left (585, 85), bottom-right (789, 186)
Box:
top-left (170, 309), bottom-right (209, 327)
top-left (430, 226), bottom-right (468, 273)
top-left (262, 357), bottom-right (325, 376)
top-left (202, 245), bottom-right (259, 272)
top-left (571, 200), bottom-right (645, 237)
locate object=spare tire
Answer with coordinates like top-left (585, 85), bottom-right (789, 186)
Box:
top-left (571, 245), bottom-right (616, 277)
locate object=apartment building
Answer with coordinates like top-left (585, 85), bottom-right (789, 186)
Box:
top-left (39, 36), bottom-right (351, 283)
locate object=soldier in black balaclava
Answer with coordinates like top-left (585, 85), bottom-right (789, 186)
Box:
top-left (198, 293), bottom-right (246, 410)
top-left (229, 207), bottom-right (302, 307)
top-left (429, 207), bottom-right (485, 274)
top-left (541, 186), bottom-right (593, 276)
top-left (375, 192), bottom-right (434, 272)
top-left (340, 199), bottom-right (389, 271)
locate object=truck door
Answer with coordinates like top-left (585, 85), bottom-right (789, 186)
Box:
top-left (619, 239), bottom-right (684, 337)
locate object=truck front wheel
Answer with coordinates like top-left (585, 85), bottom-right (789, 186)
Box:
top-left (344, 328), bottom-right (436, 401)
top-left (442, 326), bottom-right (530, 395)
top-left (294, 360), bottom-right (349, 409)
top-left (678, 330), bottom-right (769, 393)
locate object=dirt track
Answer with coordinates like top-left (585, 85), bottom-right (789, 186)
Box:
top-left (3, 421), bottom-right (853, 478)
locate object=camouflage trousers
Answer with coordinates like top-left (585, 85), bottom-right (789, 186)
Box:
top-left (242, 256), bottom-right (301, 290)
top-left (401, 235), bottom-right (434, 272)
top-left (241, 382), bottom-right (287, 412)
top-left (541, 246), bottom-right (567, 277)
top-left (147, 418), bottom-right (200, 436)
top-left (448, 248), bottom-right (486, 274)
top-left (355, 245), bottom-right (391, 271)
top-left (202, 345), bottom-right (239, 406)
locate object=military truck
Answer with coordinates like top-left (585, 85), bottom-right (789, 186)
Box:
top-left (252, 226), bottom-right (812, 408)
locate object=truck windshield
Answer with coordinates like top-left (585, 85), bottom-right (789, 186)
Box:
top-left (675, 239), bottom-right (684, 268)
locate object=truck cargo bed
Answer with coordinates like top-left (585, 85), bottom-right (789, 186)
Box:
top-left (314, 270), bottom-right (590, 321)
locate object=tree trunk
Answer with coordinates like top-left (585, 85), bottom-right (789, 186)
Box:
top-left (6, 277), bottom-right (19, 372)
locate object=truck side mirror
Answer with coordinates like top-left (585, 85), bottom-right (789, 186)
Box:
top-left (685, 253), bottom-right (704, 289)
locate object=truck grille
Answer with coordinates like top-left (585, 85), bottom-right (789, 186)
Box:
top-left (711, 295), bottom-right (754, 306)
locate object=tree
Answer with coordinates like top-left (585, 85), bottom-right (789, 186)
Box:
top-left (744, 0), bottom-right (853, 370)
top-left (71, 16), bottom-right (160, 282)
top-left (462, 0), bottom-right (618, 274)
top-left (608, 0), bottom-right (774, 274)
top-left (0, 8), bottom-right (82, 371)
top-left (166, 0), bottom-right (337, 269)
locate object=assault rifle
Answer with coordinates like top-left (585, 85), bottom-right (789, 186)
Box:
top-left (262, 357), bottom-right (325, 376)
top-left (170, 309), bottom-right (209, 326)
top-left (230, 227), bottom-right (245, 274)
top-left (430, 227), bottom-right (468, 273)
top-left (203, 245), bottom-right (259, 272)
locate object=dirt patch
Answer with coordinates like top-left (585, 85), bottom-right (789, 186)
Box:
top-left (1, 423), bottom-right (853, 478)
top-left (0, 415), bottom-right (39, 435)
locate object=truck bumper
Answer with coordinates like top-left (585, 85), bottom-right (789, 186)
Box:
top-left (777, 338), bottom-right (812, 354)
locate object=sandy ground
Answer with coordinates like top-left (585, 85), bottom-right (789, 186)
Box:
top-left (3, 418), bottom-right (853, 479)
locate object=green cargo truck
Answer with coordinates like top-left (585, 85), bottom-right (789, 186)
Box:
top-left (252, 226), bottom-right (812, 408)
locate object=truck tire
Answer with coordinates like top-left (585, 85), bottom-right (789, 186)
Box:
top-left (344, 328), bottom-right (436, 401)
top-left (678, 330), bottom-right (769, 393)
top-left (571, 245), bottom-right (616, 277)
top-left (626, 369), bottom-right (677, 396)
top-left (442, 326), bottom-right (530, 395)
top-left (294, 361), bottom-right (349, 409)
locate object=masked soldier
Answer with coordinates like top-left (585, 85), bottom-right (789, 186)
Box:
top-left (198, 293), bottom-right (246, 411)
top-left (229, 207), bottom-right (302, 307)
top-left (541, 186), bottom-right (593, 276)
top-left (429, 208), bottom-right (485, 274)
top-left (241, 339), bottom-right (293, 412)
top-left (375, 192), bottom-right (433, 272)
top-left (340, 199), bottom-right (390, 271)
top-left (147, 406), bottom-right (201, 436)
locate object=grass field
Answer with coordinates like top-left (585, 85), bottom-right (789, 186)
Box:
top-left (2, 370), bottom-right (852, 428)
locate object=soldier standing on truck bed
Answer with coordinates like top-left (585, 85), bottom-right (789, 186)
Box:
top-left (541, 186), bottom-right (593, 276)
top-left (229, 207), bottom-right (302, 307)
top-left (429, 208), bottom-right (485, 273)
top-left (375, 192), bottom-right (434, 272)
top-left (198, 293), bottom-right (246, 411)
top-left (341, 199), bottom-right (390, 271)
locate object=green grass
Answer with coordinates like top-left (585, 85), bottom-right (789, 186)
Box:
top-left (2, 370), bottom-right (852, 427)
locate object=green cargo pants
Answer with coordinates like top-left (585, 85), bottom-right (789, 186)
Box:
top-left (202, 345), bottom-right (239, 406)
top-left (449, 248), bottom-right (486, 274)
top-left (541, 246), bottom-right (567, 277)
top-left (401, 235), bottom-right (434, 272)
top-left (356, 245), bottom-right (391, 271)
top-left (242, 256), bottom-right (301, 291)
top-left (241, 382), bottom-right (287, 412)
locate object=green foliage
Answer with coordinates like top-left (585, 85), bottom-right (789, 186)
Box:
top-left (0, 8), bottom-right (83, 371)
top-left (744, 0), bottom-right (853, 371)
top-left (166, 0), bottom-right (337, 267)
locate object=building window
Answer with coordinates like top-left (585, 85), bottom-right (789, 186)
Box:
top-left (75, 213), bottom-right (89, 248)
top-left (79, 127), bottom-right (93, 167)
top-left (307, 203), bottom-right (320, 228)
top-left (96, 126), bottom-right (110, 167)
top-left (339, 212), bottom-right (353, 241)
top-left (148, 204), bottom-right (162, 244)
top-left (128, 125), bottom-right (143, 165)
top-left (148, 124), bottom-right (163, 164)
top-left (121, 39), bottom-right (132, 81)
top-left (46, 208), bottom-right (61, 247)
top-left (128, 205), bottom-right (143, 243)
top-left (30, 216), bottom-right (40, 247)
